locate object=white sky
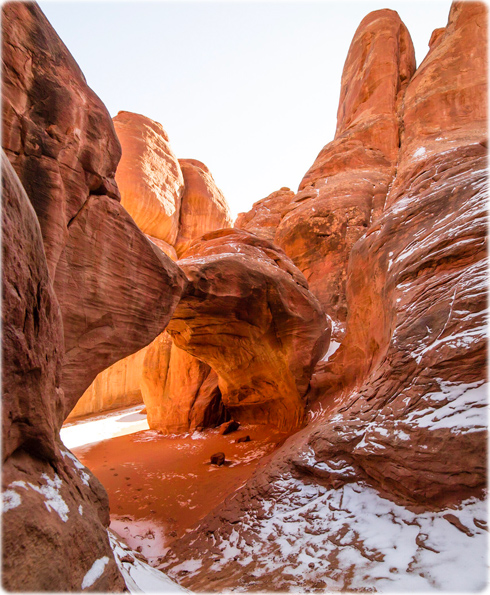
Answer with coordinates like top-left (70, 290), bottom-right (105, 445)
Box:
top-left (39, 1), bottom-right (451, 219)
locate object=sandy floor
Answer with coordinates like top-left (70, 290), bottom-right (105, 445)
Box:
top-left (65, 408), bottom-right (290, 565)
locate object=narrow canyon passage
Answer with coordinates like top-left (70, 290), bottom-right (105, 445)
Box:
top-left (62, 406), bottom-right (292, 565)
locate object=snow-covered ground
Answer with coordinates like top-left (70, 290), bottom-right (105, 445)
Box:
top-left (109, 531), bottom-right (188, 593)
top-left (166, 473), bottom-right (488, 592)
top-left (60, 405), bottom-right (149, 449)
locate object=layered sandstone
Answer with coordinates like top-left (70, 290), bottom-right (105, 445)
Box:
top-left (235, 187), bottom-right (295, 242)
top-left (166, 229), bottom-right (330, 430)
top-left (113, 111), bottom-right (184, 245)
top-left (162, 3), bottom-right (488, 591)
top-left (2, 3), bottom-right (188, 416)
top-left (2, 3), bottom-right (188, 590)
top-left (141, 337), bottom-right (226, 433)
top-left (239, 11), bottom-right (416, 337)
top-left (2, 152), bottom-right (125, 592)
top-left (175, 159), bottom-right (233, 257)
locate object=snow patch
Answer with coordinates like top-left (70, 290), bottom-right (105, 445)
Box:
top-left (109, 531), bottom-right (189, 593)
top-left (81, 556), bottom-right (109, 589)
top-left (61, 405), bottom-right (149, 449)
top-left (2, 489), bottom-right (21, 512)
top-left (9, 473), bottom-right (70, 522)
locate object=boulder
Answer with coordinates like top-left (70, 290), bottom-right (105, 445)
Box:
top-left (112, 110), bottom-right (184, 245)
top-left (210, 453), bottom-right (226, 466)
top-left (174, 158), bottom-right (232, 258)
top-left (167, 229), bottom-right (330, 430)
top-left (219, 420), bottom-right (240, 436)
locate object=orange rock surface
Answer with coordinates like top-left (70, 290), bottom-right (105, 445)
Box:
top-left (167, 229), bottom-right (330, 431)
top-left (235, 187), bottom-right (295, 241)
top-left (163, 4), bottom-right (488, 591)
top-left (141, 338), bottom-right (225, 433)
top-left (68, 347), bottom-right (148, 420)
top-left (175, 159), bottom-right (232, 257)
top-left (245, 10), bottom-right (416, 335)
top-left (113, 111), bottom-right (184, 245)
top-left (2, 150), bottom-right (125, 592)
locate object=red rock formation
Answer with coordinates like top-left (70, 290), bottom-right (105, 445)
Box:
top-left (161, 4), bottom-right (487, 591)
top-left (68, 347), bottom-right (148, 419)
top-left (113, 111), bottom-right (184, 245)
top-left (166, 229), bottom-right (330, 430)
top-left (2, 3), bottom-right (187, 590)
top-left (240, 11), bottom-right (416, 336)
top-left (235, 187), bottom-right (295, 242)
top-left (2, 3), bottom-right (188, 415)
top-left (175, 159), bottom-right (233, 257)
top-left (2, 152), bottom-right (125, 592)
top-left (141, 337), bottom-right (226, 433)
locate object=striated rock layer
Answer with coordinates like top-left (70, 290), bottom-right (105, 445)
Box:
top-left (162, 3), bottom-right (488, 591)
top-left (175, 158), bottom-right (233, 257)
top-left (2, 152), bottom-right (125, 592)
top-left (2, 3), bottom-right (187, 417)
top-left (113, 110), bottom-right (184, 245)
top-left (238, 10), bottom-right (416, 337)
top-left (166, 229), bottom-right (330, 431)
top-left (2, 3), bottom-right (187, 590)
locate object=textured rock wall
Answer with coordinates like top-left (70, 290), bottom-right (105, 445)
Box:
top-left (175, 158), bottom-right (233, 257)
top-left (2, 3), bottom-right (187, 590)
top-left (2, 152), bottom-right (125, 592)
top-left (166, 229), bottom-right (330, 430)
top-left (238, 10), bottom-right (416, 338)
top-left (2, 3), bottom-right (187, 417)
top-left (113, 110), bottom-right (184, 245)
top-left (162, 3), bottom-right (487, 590)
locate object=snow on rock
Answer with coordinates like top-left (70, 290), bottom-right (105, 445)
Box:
top-left (163, 474), bottom-right (488, 592)
top-left (9, 474), bottom-right (70, 522)
top-left (109, 531), bottom-right (189, 593)
top-left (2, 490), bottom-right (22, 512)
top-left (81, 556), bottom-right (110, 589)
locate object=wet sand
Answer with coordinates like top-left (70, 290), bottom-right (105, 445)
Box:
top-left (71, 419), bottom-right (290, 565)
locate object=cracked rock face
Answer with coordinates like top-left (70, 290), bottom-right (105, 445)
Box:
top-left (2, 3), bottom-right (188, 415)
top-left (166, 228), bottom-right (330, 431)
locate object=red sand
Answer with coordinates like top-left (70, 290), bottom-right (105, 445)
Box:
top-left (73, 423), bottom-right (290, 564)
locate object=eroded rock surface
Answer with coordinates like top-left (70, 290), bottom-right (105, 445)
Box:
top-left (113, 110), bottom-right (184, 245)
top-left (166, 229), bottom-right (329, 430)
top-left (2, 3), bottom-right (188, 416)
top-left (141, 333), bottom-right (227, 433)
top-left (162, 4), bottom-right (487, 591)
top-left (175, 158), bottom-right (233, 257)
top-left (238, 10), bottom-right (415, 337)
top-left (2, 153), bottom-right (125, 592)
